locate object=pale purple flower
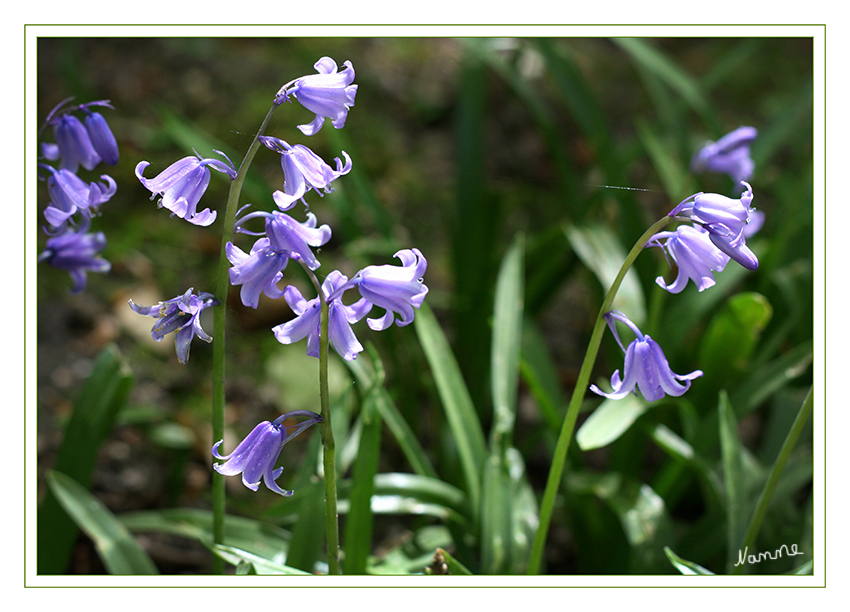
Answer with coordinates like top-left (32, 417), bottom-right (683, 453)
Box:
top-left (84, 109), bottom-right (120, 166)
top-left (260, 136), bottom-right (352, 210)
top-left (52, 113), bottom-right (101, 173)
top-left (348, 248), bottom-right (429, 331)
top-left (135, 151), bottom-right (237, 226)
top-left (40, 164), bottom-right (117, 228)
top-left (226, 238), bottom-right (289, 309)
top-left (590, 311), bottom-right (703, 402)
top-left (234, 207), bottom-right (332, 273)
top-left (272, 270), bottom-right (371, 361)
top-left (37, 218), bottom-right (110, 293)
top-left (646, 224), bottom-right (730, 293)
top-left (691, 126), bottom-right (757, 185)
top-left (668, 182), bottom-right (759, 271)
top-left (275, 57), bottom-right (358, 136)
top-left (128, 288), bottom-right (220, 364)
top-left (212, 410), bottom-right (322, 497)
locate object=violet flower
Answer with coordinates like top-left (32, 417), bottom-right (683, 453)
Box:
top-left (84, 109), bottom-right (120, 166)
top-left (41, 165), bottom-right (117, 228)
top-left (226, 238), bottom-right (290, 309)
top-left (52, 113), bottom-right (101, 173)
top-left (212, 410), bottom-right (322, 496)
top-left (348, 248), bottom-right (429, 331)
top-left (668, 182), bottom-right (759, 271)
top-left (128, 288), bottom-right (220, 364)
top-left (37, 218), bottom-right (111, 293)
top-left (135, 151), bottom-right (237, 226)
top-left (234, 207), bottom-right (332, 271)
top-left (272, 270), bottom-right (371, 361)
top-left (646, 224), bottom-right (730, 293)
top-left (590, 311), bottom-right (703, 402)
top-left (41, 98), bottom-right (119, 171)
top-left (259, 136), bottom-right (352, 210)
top-left (691, 126), bottom-right (757, 185)
top-left (275, 57), bottom-right (358, 136)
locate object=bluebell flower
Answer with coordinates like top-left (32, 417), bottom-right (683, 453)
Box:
top-left (234, 207), bottom-right (332, 272)
top-left (212, 410), bottom-right (322, 496)
top-left (691, 126), bottom-right (757, 185)
top-left (668, 182), bottom-right (759, 271)
top-left (590, 311), bottom-right (703, 402)
top-left (227, 206), bottom-right (332, 308)
top-left (275, 57), bottom-right (358, 136)
top-left (272, 270), bottom-right (372, 361)
top-left (135, 151), bottom-right (237, 226)
top-left (349, 248), bottom-right (429, 331)
top-left (52, 113), bottom-right (101, 173)
top-left (128, 288), bottom-right (220, 364)
top-left (226, 238), bottom-right (289, 309)
top-left (37, 218), bottom-right (110, 293)
top-left (646, 224), bottom-right (730, 293)
top-left (84, 109), bottom-right (120, 166)
top-left (259, 136), bottom-right (352, 210)
top-left (40, 164), bottom-right (117, 228)
top-left (41, 99), bottom-right (118, 170)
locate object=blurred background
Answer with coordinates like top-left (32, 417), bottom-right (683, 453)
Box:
top-left (35, 36), bottom-right (814, 575)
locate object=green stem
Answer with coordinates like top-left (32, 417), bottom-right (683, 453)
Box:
top-left (211, 103), bottom-right (278, 574)
top-left (300, 264), bottom-right (341, 575)
top-left (526, 215), bottom-right (674, 575)
top-left (732, 385), bottom-right (813, 574)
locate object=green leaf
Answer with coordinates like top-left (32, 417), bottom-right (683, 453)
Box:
top-left (613, 38), bottom-right (715, 126)
top-left (490, 234), bottom-right (525, 452)
top-left (533, 39), bottom-right (615, 169)
top-left (480, 449), bottom-right (538, 575)
top-left (568, 472), bottom-right (673, 573)
top-left (730, 341), bottom-right (813, 418)
top-left (635, 117), bottom-right (694, 200)
top-left (699, 292), bottom-right (773, 386)
top-left (576, 394), bottom-right (649, 451)
top-left (46, 471), bottom-right (158, 575)
top-left (372, 473), bottom-right (467, 517)
top-left (649, 423), bottom-right (724, 511)
top-left (343, 397), bottom-right (382, 575)
top-left (415, 303), bottom-right (487, 511)
top-left (120, 507), bottom-right (292, 564)
top-left (519, 320), bottom-right (567, 433)
top-left (345, 348), bottom-right (438, 479)
top-left (664, 546), bottom-right (715, 575)
top-left (565, 223), bottom-right (646, 324)
top-left (212, 544), bottom-right (311, 575)
top-left (338, 473), bottom-right (468, 525)
top-left (787, 559), bottom-right (814, 575)
top-left (283, 484), bottom-right (325, 572)
top-left (719, 391), bottom-right (747, 573)
top-left (37, 344), bottom-right (134, 574)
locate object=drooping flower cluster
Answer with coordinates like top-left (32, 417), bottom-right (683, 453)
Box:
top-left (37, 98), bottom-right (119, 292)
top-left (593, 127), bottom-right (763, 402)
top-left (124, 57), bottom-right (425, 496)
top-left (221, 58), bottom-right (426, 364)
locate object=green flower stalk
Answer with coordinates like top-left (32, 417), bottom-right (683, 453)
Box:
top-left (526, 215), bottom-right (675, 575)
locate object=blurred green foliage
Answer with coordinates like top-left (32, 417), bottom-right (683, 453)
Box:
top-left (36, 35), bottom-right (814, 576)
